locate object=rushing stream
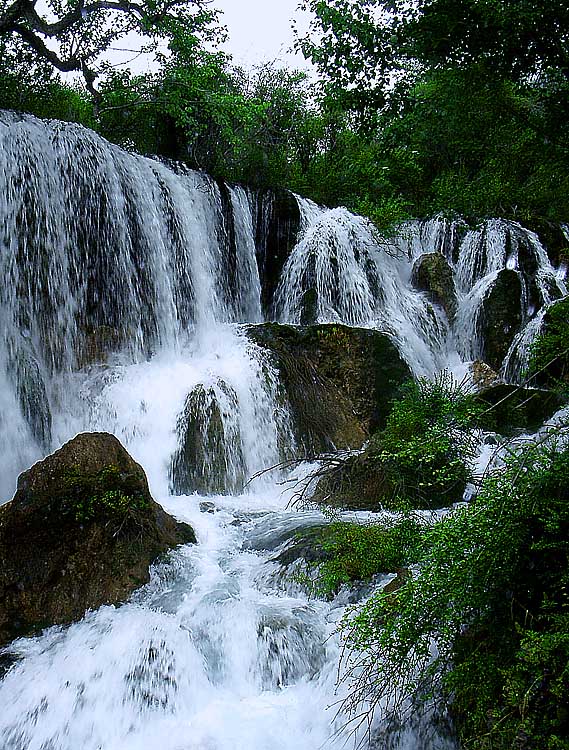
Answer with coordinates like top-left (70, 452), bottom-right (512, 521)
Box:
top-left (0, 112), bottom-right (566, 749)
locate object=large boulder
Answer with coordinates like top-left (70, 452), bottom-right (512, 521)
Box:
top-left (476, 384), bottom-right (564, 434)
top-left (0, 432), bottom-right (195, 646)
top-left (246, 323), bottom-right (412, 454)
top-left (481, 269), bottom-right (523, 370)
top-left (412, 252), bottom-right (457, 320)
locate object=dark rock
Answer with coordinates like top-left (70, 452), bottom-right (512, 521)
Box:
top-left (312, 436), bottom-right (466, 512)
top-left (7, 342), bottom-right (52, 449)
top-left (0, 432), bottom-right (195, 646)
top-left (169, 381), bottom-right (246, 495)
top-left (253, 189), bottom-right (301, 317)
top-left (247, 323), bottom-right (412, 454)
top-left (481, 269), bottom-right (523, 370)
top-left (528, 296), bottom-right (569, 389)
top-left (299, 288), bottom-right (318, 326)
top-left (524, 219), bottom-right (569, 268)
top-left (476, 384), bottom-right (564, 434)
top-left (199, 501), bottom-right (217, 514)
top-left (412, 252), bottom-right (458, 320)
top-left (0, 650), bottom-right (19, 679)
top-left (275, 525), bottom-right (333, 567)
top-left (77, 325), bottom-right (122, 368)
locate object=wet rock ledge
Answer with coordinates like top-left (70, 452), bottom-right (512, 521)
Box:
top-left (246, 323), bottom-right (412, 453)
top-left (0, 432), bottom-right (195, 646)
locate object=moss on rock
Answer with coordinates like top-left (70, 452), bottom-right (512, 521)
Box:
top-left (481, 269), bottom-right (523, 370)
top-left (412, 252), bottom-right (458, 320)
top-left (0, 432), bottom-right (195, 646)
top-left (246, 323), bottom-right (412, 453)
top-left (169, 381), bottom-right (246, 495)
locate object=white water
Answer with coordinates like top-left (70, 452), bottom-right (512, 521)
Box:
top-left (0, 113), bottom-right (566, 749)
top-left (276, 211), bottom-right (566, 381)
top-left (0, 487), bottom-right (361, 750)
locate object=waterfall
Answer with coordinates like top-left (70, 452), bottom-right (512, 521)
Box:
top-left (0, 112), bottom-right (567, 749)
top-left (274, 204), bottom-right (450, 377)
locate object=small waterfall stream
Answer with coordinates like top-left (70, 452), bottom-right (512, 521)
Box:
top-left (0, 113), bottom-right (566, 749)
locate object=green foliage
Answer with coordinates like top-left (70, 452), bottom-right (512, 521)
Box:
top-left (339, 438), bottom-right (569, 749)
top-left (529, 297), bottom-right (569, 392)
top-left (2, 0), bottom-right (568, 228)
top-left (311, 518), bottom-right (425, 596)
top-left (60, 465), bottom-right (149, 525)
top-left (295, 1), bottom-right (569, 222)
top-left (371, 373), bottom-right (482, 507)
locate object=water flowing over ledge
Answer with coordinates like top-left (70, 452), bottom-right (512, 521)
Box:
top-left (0, 112), bottom-right (566, 750)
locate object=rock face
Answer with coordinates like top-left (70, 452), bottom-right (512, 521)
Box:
top-left (253, 189), bottom-right (301, 317)
top-left (169, 381), bottom-right (246, 496)
top-left (246, 323), bottom-right (412, 453)
top-left (0, 432), bottom-right (195, 646)
top-left (481, 269), bottom-right (523, 370)
top-left (476, 384), bottom-right (564, 434)
top-left (412, 252), bottom-right (458, 320)
top-left (529, 296), bottom-right (569, 389)
top-left (8, 344), bottom-right (52, 449)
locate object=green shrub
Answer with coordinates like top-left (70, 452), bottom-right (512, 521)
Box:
top-left (339, 439), bottom-right (569, 749)
top-left (371, 372), bottom-right (482, 507)
top-left (312, 518), bottom-right (425, 597)
top-left (529, 297), bottom-right (569, 393)
top-left (60, 465), bottom-right (149, 525)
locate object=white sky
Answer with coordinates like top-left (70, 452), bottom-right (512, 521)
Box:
top-left (216, 0), bottom-right (312, 70)
top-left (58, 0), bottom-right (313, 80)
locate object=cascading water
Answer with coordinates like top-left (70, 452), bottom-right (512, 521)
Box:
top-left (274, 203), bottom-right (451, 377)
top-left (0, 112), bottom-right (566, 750)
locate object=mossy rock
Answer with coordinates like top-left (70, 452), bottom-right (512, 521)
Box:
top-left (528, 296), bottom-right (569, 390)
top-left (312, 436), bottom-right (467, 512)
top-left (275, 525), bottom-right (334, 567)
top-left (169, 381), bottom-right (246, 495)
top-left (0, 432), bottom-right (195, 646)
top-left (246, 323), bottom-right (412, 453)
top-left (412, 252), bottom-right (457, 320)
top-left (481, 269), bottom-right (523, 371)
top-left (524, 219), bottom-right (569, 268)
top-left (7, 342), bottom-right (52, 449)
top-left (476, 384), bottom-right (564, 434)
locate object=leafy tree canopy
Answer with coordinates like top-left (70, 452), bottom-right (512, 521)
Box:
top-left (0, 0), bottom-right (223, 100)
top-left (298, 0), bottom-right (569, 118)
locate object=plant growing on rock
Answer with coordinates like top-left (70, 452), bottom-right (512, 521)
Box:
top-left (59, 464), bottom-right (149, 528)
top-left (311, 372), bottom-right (482, 512)
top-left (338, 436), bottom-right (569, 749)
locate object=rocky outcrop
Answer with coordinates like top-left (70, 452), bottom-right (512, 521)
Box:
top-left (246, 323), bottom-right (412, 453)
top-left (481, 269), bottom-right (523, 370)
top-left (7, 343), bottom-right (52, 449)
top-left (0, 432), bottom-right (195, 646)
top-left (528, 296), bottom-right (569, 389)
top-left (77, 325), bottom-right (122, 368)
top-left (169, 381), bottom-right (246, 495)
top-left (412, 252), bottom-right (458, 320)
top-left (525, 219), bottom-right (569, 268)
top-left (476, 384), bottom-right (564, 434)
top-left (253, 189), bottom-right (301, 317)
